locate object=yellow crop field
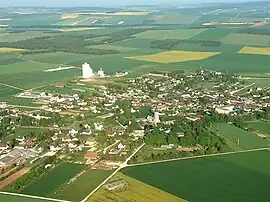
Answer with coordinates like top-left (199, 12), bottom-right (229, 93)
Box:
top-left (78, 12), bottom-right (149, 16)
top-left (0, 48), bottom-right (24, 52)
top-left (239, 46), bottom-right (270, 56)
top-left (60, 27), bottom-right (98, 32)
top-left (126, 51), bottom-right (219, 63)
top-left (89, 173), bottom-right (186, 202)
top-left (60, 13), bottom-right (80, 19)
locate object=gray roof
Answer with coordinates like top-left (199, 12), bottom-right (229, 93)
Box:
top-left (0, 155), bottom-right (15, 165)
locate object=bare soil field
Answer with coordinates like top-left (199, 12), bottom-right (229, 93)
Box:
top-left (0, 168), bottom-right (30, 190)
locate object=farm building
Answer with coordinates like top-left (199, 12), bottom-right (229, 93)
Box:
top-left (106, 179), bottom-right (128, 192)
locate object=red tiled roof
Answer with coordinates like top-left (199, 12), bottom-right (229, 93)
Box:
top-left (84, 152), bottom-right (99, 159)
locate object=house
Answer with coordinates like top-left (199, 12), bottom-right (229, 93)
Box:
top-left (117, 143), bottom-right (126, 150)
top-left (84, 151), bottom-right (99, 160)
top-left (55, 83), bottom-right (65, 88)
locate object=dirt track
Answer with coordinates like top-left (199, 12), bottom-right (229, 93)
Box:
top-left (0, 167), bottom-right (30, 190)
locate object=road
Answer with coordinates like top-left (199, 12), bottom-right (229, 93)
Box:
top-left (127, 147), bottom-right (269, 168)
top-left (0, 191), bottom-right (71, 202)
top-left (230, 82), bottom-right (255, 95)
top-left (0, 83), bottom-right (25, 91)
top-left (18, 125), bottom-right (72, 130)
top-left (81, 143), bottom-right (145, 202)
top-left (8, 105), bottom-right (40, 109)
top-left (100, 140), bottom-right (121, 155)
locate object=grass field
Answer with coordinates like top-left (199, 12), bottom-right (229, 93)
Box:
top-left (0, 194), bottom-right (50, 202)
top-left (239, 46), bottom-right (270, 55)
top-left (53, 169), bottom-right (112, 201)
top-left (89, 172), bottom-right (185, 202)
top-left (135, 29), bottom-right (204, 40)
top-left (126, 50), bottom-right (219, 63)
top-left (123, 150), bottom-right (270, 202)
top-left (0, 48), bottom-right (24, 52)
top-left (20, 163), bottom-right (87, 197)
top-left (213, 123), bottom-right (269, 150)
top-left (222, 33), bottom-right (270, 46)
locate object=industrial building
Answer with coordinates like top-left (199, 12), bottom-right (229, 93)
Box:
top-left (82, 62), bottom-right (94, 79)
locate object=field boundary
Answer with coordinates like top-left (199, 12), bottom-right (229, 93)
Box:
top-left (127, 147), bottom-right (269, 167)
top-left (0, 191), bottom-right (71, 202)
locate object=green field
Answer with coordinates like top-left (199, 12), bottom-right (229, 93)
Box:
top-left (247, 121), bottom-right (270, 134)
top-left (213, 123), bottom-right (269, 149)
top-left (53, 169), bottom-right (112, 201)
top-left (0, 31), bottom-right (58, 42)
top-left (222, 33), bottom-right (270, 46)
top-left (135, 29), bottom-right (204, 40)
top-left (123, 150), bottom-right (270, 202)
top-left (191, 28), bottom-right (235, 41)
top-left (0, 194), bottom-right (50, 202)
top-left (154, 13), bottom-right (201, 24)
top-left (20, 163), bottom-right (87, 197)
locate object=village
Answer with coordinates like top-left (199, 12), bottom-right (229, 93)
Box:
top-left (0, 67), bottom-right (269, 190)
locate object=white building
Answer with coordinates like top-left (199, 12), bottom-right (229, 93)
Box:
top-left (154, 111), bottom-right (161, 125)
top-left (82, 62), bottom-right (94, 79)
top-left (97, 68), bottom-right (105, 77)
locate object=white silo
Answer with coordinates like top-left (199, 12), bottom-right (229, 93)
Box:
top-left (153, 111), bottom-right (160, 125)
top-left (82, 62), bottom-right (94, 79)
top-left (97, 68), bottom-right (105, 77)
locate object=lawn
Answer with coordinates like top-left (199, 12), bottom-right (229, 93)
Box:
top-left (239, 46), bottom-right (270, 55)
top-left (126, 50), bottom-right (219, 63)
top-left (222, 33), bottom-right (270, 46)
top-left (53, 169), bottom-right (112, 201)
top-left (123, 150), bottom-right (270, 202)
top-left (0, 194), bottom-right (50, 202)
top-left (135, 29), bottom-right (204, 40)
top-left (213, 123), bottom-right (269, 150)
top-left (20, 163), bottom-right (87, 197)
top-left (89, 172), bottom-right (185, 202)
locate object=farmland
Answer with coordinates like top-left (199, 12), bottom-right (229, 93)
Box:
top-left (123, 150), bottom-right (270, 202)
top-left (239, 46), bottom-right (270, 55)
top-left (135, 29), bottom-right (204, 40)
top-left (222, 33), bottom-right (270, 46)
top-left (247, 121), bottom-right (270, 135)
top-left (0, 194), bottom-right (50, 202)
top-left (0, 48), bottom-right (24, 52)
top-left (53, 169), bottom-right (112, 201)
top-left (89, 173), bottom-right (185, 202)
top-left (19, 163), bottom-right (87, 197)
top-left (126, 50), bottom-right (219, 63)
top-left (212, 123), bottom-right (269, 150)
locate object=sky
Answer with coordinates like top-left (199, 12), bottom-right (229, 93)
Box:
top-left (0, 0), bottom-right (267, 7)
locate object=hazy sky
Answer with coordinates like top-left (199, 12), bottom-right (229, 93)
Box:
top-left (0, 0), bottom-right (266, 7)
